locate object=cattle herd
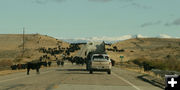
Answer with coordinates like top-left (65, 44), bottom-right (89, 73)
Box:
top-left (10, 60), bottom-right (65, 75)
top-left (10, 43), bottom-right (82, 75)
top-left (10, 56), bottom-right (85, 75)
top-left (66, 56), bottom-right (86, 65)
top-left (10, 43), bottom-right (115, 75)
top-left (11, 64), bottom-right (27, 70)
top-left (65, 44), bottom-right (81, 55)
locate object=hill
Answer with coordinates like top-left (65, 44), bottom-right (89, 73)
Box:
top-left (0, 34), bottom-right (69, 65)
top-left (106, 38), bottom-right (180, 62)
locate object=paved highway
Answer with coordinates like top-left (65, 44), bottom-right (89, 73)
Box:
top-left (0, 62), bottom-right (162, 90)
top-left (75, 45), bottom-right (86, 58)
top-left (0, 45), bottom-right (163, 90)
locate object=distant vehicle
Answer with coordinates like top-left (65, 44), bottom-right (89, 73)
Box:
top-left (89, 54), bottom-right (111, 74)
top-left (85, 41), bottom-right (106, 70)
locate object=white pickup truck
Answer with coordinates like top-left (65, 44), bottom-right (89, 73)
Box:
top-left (89, 54), bottom-right (111, 74)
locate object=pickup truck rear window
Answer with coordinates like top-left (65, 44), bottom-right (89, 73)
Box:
top-left (93, 56), bottom-right (104, 60)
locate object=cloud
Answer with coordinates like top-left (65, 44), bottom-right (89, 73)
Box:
top-left (132, 34), bottom-right (147, 38)
top-left (165, 18), bottom-right (180, 26)
top-left (158, 34), bottom-right (172, 38)
top-left (88, 0), bottom-right (112, 3)
top-left (34, 0), bottom-right (65, 4)
top-left (60, 34), bottom-right (180, 43)
top-left (119, 0), bottom-right (134, 2)
top-left (118, 2), bottom-right (151, 9)
top-left (51, 0), bottom-right (66, 2)
top-left (61, 35), bottom-right (133, 43)
top-left (131, 2), bottom-right (151, 9)
top-left (34, 0), bottom-right (46, 4)
top-left (140, 20), bottom-right (162, 27)
top-left (88, 0), bottom-right (134, 3)
top-left (78, 35), bottom-right (132, 41)
top-left (33, 0), bottom-right (134, 4)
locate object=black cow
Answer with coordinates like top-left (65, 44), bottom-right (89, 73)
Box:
top-left (11, 65), bottom-right (17, 70)
top-left (41, 61), bottom-right (48, 67)
top-left (110, 59), bottom-right (115, 66)
top-left (48, 61), bottom-right (52, 67)
top-left (61, 61), bottom-right (64, 66)
top-left (17, 64), bottom-right (22, 70)
top-left (73, 56), bottom-right (85, 66)
top-left (27, 61), bottom-right (41, 75)
top-left (56, 60), bottom-right (60, 66)
top-left (11, 64), bottom-right (27, 70)
top-left (21, 64), bottom-right (27, 69)
top-left (117, 49), bottom-right (125, 52)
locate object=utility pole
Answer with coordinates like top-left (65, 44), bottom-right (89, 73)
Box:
top-left (22, 27), bottom-right (25, 58)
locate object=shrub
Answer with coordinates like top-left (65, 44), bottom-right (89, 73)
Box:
top-left (132, 58), bottom-right (180, 72)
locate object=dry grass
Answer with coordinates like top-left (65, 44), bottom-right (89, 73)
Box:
top-left (132, 58), bottom-right (180, 72)
top-left (107, 38), bottom-right (180, 63)
top-left (0, 34), bottom-right (69, 63)
top-left (116, 65), bottom-right (163, 81)
top-left (0, 34), bottom-right (70, 75)
top-left (107, 38), bottom-right (180, 82)
top-left (0, 60), bottom-right (13, 67)
top-left (106, 38), bottom-right (180, 70)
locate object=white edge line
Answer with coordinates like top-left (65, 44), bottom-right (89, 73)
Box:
top-left (112, 72), bottom-right (141, 90)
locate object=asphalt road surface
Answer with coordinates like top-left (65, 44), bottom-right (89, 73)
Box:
top-left (0, 62), bottom-right (162, 90)
top-left (75, 45), bottom-right (86, 58)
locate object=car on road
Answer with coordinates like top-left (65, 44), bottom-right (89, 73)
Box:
top-left (89, 54), bottom-right (112, 74)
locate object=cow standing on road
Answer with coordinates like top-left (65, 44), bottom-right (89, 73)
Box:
top-left (41, 61), bottom-right (48, 67)
top-left (27, 60), bottom-right (41, 75)
top-left (11, 65), bottom-right (17, 70)
top-left (11, 64), bottom-right (27, 70)
top-left (61, 61), bottom-right (64, 66)
top-left (48, 61), bottom-right (52, 67)
top-left (17, 64), bottom-right (22, 70)
top-left (56, 60), bottom-right (60, 66)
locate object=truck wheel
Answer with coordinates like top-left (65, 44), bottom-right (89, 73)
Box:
top-left (86, 67), bottom-right (89, 71)
top-left (107, 70), bottom-right (111, 75)
top-left (90, 70), bottom-right (93, 74)
top-left (86, 65), bottom-right (89, 71)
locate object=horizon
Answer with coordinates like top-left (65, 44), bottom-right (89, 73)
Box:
top-left (1, 33), bottom-right (179, 44)
top-left (0, 0), bottom-right (180, 38)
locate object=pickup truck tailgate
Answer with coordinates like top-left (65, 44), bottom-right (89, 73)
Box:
top-left (91, 60), bottom-right (111, 69)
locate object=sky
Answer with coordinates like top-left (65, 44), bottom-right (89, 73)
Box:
top-left (0, 0), bottom-right (180, 39)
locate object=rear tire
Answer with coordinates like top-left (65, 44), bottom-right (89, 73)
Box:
top-left (89, 70), bottom-right (93, 74)
top-left (107, 70), bottom-right (111, 75)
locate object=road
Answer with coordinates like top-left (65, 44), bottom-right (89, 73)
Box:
top-left (0, 62), bottom-right (162, 90)
top-left (75, 45), bottom-right (86, 58)
top-left (0, 45), bottom-right (163, 90)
